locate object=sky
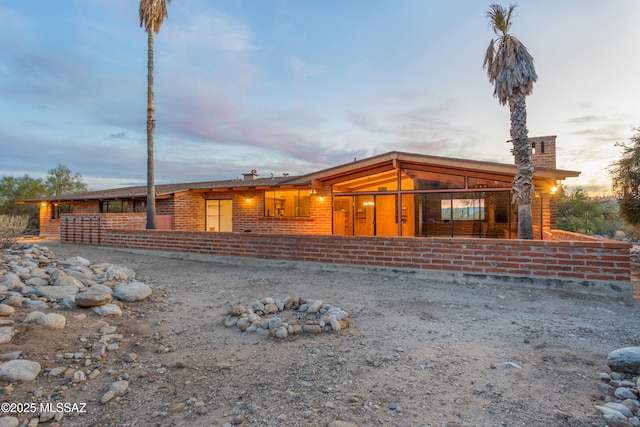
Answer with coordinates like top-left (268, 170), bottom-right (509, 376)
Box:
top-left (1, 1), bottom-right (639, 194)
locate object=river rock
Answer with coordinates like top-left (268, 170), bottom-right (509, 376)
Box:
top-left (103, 265), bottom-right (136, 282)
top-left (0, 273), bottom-right (23, 290)
top-left (608, 347), bottom-right (640, 375)
top-left (92, 304), bottom-right (122, 317)
top-left (0, 327), bottom-right (15, 344)
top-left (0, 416), bottom-right (19, 427)
top-left (33, 285), bottom-right (79, 300)
top-left (0, 360), bottom-right (41, 382)
top-left (60, 256), bottom-right (91, 266)
top-left (75, 291), bottom-right (113, 307)
top-left (54, 275), bottom-right (84, 289)
top-left (37, 313), bottom-right (66, 330)
top-left (114, 282), bottom-right (152, 302)
top-left (0, 304), bottom-right (14, 317)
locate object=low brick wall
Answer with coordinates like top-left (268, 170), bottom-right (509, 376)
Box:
top-left (59, 214), bottom-right (633, 300)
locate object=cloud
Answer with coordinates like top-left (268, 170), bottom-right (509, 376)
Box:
top-left (164, 10), bottom-right (255, 53)
top-left (289, 56), bottom-right (324, 79)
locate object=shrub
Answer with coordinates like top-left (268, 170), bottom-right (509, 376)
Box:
top-left (0, 215), bottom-right (29, 249)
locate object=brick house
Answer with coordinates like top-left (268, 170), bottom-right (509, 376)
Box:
top-left (20, 136), bottom-right (636, 300)
top-left (26, 136), bottom-right (577, 240)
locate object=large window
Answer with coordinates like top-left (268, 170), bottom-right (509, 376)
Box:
top-left (100, 200), bottom-right (128, 213)
top-left (51, 203), bottom-right (73, 219)
top-left (264, 189), bottom-right (310, 217)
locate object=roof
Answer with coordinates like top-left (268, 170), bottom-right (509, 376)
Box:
top-left (18, 150), bottom-right (580, 204)
top-left (18, 175), bottom-right (307, 204)
top-left (288, 151), bottom-right (580, 185)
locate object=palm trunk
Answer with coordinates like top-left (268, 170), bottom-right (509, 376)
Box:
top-left (509, 93), bottom-right (534, 239)
top-left (146, 30), bottom-right (157, 230)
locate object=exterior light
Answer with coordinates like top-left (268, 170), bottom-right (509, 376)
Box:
top-left (550, 186), bottom-right (558, 195)
top-left (309, 188), bottom-right (317, 195)
top-left (41, 202), bottom-right (47, 207)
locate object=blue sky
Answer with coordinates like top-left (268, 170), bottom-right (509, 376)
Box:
top-left (1, 0), bottom-right (639, 194)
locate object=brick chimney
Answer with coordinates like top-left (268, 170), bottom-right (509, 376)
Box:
top-left (528, 135), bottom-right (556, 169)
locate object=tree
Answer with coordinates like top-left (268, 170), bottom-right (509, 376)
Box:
top-left (0, 175), bottom-right (46, 227)
top-left (610, 129), bottom-right (640, 225)
top-left (557, 186), bottom-right (621, 236)
top-left (45, 164), bottom-right (88, 196)
top-left (140, 0), bottom-right (170, 230)
top-left (483, 4), bottom-right (538, 239)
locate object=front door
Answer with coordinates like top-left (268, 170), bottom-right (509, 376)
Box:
top-left (206, 199), bottom-right (233, 232)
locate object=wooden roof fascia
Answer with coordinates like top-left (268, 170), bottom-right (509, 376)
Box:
top-left (319, 163), bottom-right (396, 186)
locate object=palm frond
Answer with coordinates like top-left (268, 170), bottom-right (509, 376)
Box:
top-left (139, 0), bottom-right (171, 34)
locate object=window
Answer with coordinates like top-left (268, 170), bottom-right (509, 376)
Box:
top-left (401, 169), bottom-right (465, 190)
top-left (51, 203), bottom-right (73, 219)
top-left (264, 189), bottom-right (310, 217)
top-left (133, 200), bottom-right (146, 212)
top-left (100, 200), bottom-right (128, 213)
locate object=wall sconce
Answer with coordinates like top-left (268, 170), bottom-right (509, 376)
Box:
top-left (550, 186), bottom-right (558, 195)
top-left (309, 188), bottom-right (318, 195)
top-left (41, 202), bottom-right (47, 207)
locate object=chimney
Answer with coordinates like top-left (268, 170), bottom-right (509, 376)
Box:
top-left (243, 169), bottom-right (258, 181)
top-left (529, 136), bottom-right (556, 169)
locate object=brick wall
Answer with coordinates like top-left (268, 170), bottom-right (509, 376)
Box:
top-left (60, 217), bottom-right (633, 300)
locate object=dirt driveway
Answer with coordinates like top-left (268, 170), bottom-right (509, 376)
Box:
top-left (3, 240), bottom-right (640, 427)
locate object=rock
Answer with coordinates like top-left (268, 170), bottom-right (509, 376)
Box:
top-left (75, 291), bottom-right (113, 307)
top-left (615, 387), bottom-right (638, 401)
top-left (54, 275), bottom-right (84, 289)
top-left (25, 277), bottom-right (49, 287)
top-left (114, 282), bottom-right (152, 302)
top-left (109, 380), bottom-right (129, 395)
top-left (100, 391), bottom-right (116, 404)
top-left (0, 360), bottom-right (41, 382)
top-left (71, 370), bottom-right (86, 383)
top-left (0, 351), bottom-right (22, 361)
top-left (0, 304), bottom-right (15, 317)
top-left (307, 300), bottom-right (323, 313)
top-left (21, 311), bottom-right (45, 323)
top-left (33, 285), bottom-right (79, 300)
top-left (0, 273), bottom-right (23, 290)
top-left (0, 327), bottom-right (15, 344)
top-left (92, 304), bottom-right (122, 318)
top-left (37, 313), bottom-right (66, 330)
top-left (60, 256), bottom-right (91, 266)
top-left (0, 417), bottom-right (19, 427)
top-left (604, 402), bottom-right (635, 418)
top-left (103, 265), bottom-right (136, 282)
top-left (608, 347), bottom-right (640, 375)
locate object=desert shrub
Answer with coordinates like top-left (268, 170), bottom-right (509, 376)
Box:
top-left (0, 215), bottom-right (29, 249)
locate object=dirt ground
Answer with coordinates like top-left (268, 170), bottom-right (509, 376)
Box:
top-left (2, 239), bottom-right (640, 427)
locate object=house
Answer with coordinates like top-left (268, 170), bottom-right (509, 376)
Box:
top-left (26, 136), bottom-right (577, 240)
top-left (18, 136), bottom-right (635, 300)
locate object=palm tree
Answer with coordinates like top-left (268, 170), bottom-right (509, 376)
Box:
top-left (139, 0), bottom-right (170, 229)
top-left (483, 4), bottom-right (537, 239)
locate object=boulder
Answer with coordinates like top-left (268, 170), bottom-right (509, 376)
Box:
top-left (33, 285), bottom-right (79, 301)
top-left (114, 282), bottom-right (151, 302)
top-left (75, 291), bottom-right (113, 308)
top-left (607, 347), bottom-right (640, 375)
top-left (0, 360), bottom-right (41, 382)
top-left (37, 313), bottom-right (66, 330)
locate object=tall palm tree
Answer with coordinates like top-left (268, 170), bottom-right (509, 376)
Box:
top-left (483, 3), bottom-right (537, 239)
top-left (139, 0), bottom-right (170, 229)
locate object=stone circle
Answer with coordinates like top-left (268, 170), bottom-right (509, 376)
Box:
top-left (223, 296), bottom-right (351, 339)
